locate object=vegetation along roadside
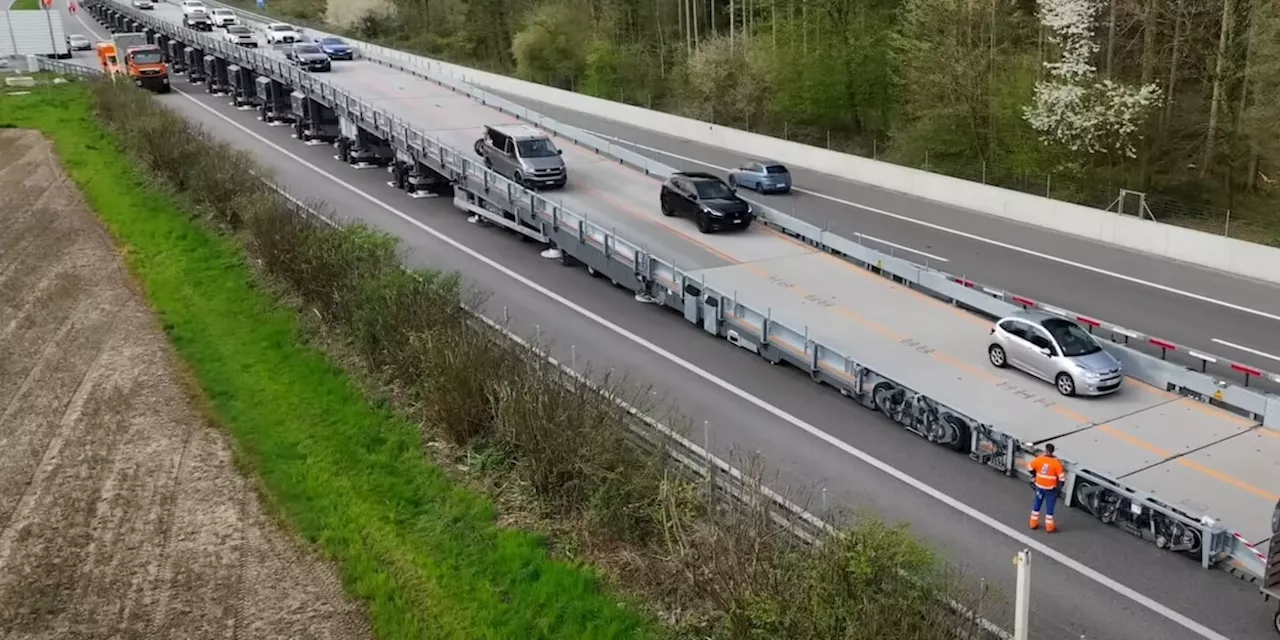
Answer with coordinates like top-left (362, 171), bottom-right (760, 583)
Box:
top-left (1, 76), bottom-right (1002, 639)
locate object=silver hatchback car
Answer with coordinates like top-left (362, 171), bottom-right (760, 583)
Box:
top-left (988, 310), bottom-right (1123, 397)
top-left (728, 160), bottom-right (792, 194)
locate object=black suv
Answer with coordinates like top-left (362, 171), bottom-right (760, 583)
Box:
top-left (659, 171), bottom-right (754, 233)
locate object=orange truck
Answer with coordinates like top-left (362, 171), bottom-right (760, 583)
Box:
top-left (95, 33), bottom-right (170, 93)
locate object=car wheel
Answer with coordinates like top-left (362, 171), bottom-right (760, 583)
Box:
top-left (696, 212), bottom-right (711, 233)
top-left (756, 179), bottom-right (765, 192)
top-left (1055, 373), bottom-right (1076, 397)
top-left (660, 200), bottom-right (674, 217)
top-left (513, 172), bottom-right (526, 188)
top-left (988, 344), bottom-right (1007, 368)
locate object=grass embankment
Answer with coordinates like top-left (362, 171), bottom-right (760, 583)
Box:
top-left (1, 82), bottom-right (651, 640)
top-left (3, 76), bottom-right (1003, 639)
top-left (8, 0), bottom-right (42, 9)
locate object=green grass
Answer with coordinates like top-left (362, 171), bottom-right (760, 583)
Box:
top-left (8, 0), bottom-right (42, 10)
top-left (1, 83), bottom-right (655, 640)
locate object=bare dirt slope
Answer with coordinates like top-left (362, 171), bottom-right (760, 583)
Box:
top-left (0, 129), bottom-right (372, 640)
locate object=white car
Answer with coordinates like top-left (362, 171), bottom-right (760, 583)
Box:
top-left (179, 0), bottom-right (207, 15)
top-left (130, 0), bottom-right (153, 9)
top-left (66, 34), bottom-right (92, 50)
top-left (223, 24), bottom-right (256, 47)
top-left (263, 23), bottom-right (302, 44)
top-left (209, 8), bottom-right (239, 27)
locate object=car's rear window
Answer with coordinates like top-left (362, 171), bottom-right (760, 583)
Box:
top-left (764, 165), bottom-right (787, 174)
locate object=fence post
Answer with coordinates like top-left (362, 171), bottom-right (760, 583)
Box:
top-left (1013, 549), bottom-right (1031, 640)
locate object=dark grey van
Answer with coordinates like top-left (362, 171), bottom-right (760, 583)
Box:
top-left (473, 124), bottom-right (567, 189)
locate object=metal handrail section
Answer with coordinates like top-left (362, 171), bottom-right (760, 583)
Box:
top-left (86, 0), bottom-right (1275, 581)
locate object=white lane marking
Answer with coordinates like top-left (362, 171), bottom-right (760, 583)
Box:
top-left (582, 129), bottom-right (1280, 325)
top-left (851, 232), bottom-right (947, 263)
top-left (1211, 338), bottom-right (1280, 364)
top-left (170, 87), bottom-right (1232, 640)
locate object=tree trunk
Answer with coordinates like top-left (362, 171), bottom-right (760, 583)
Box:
top-left (1138, 0), bottom-right (1159, 187)
top-left (771, 0), bottom-right (776, 48)
top-left (1164, 0), bottom-right (1182, 124)
top-left (655, 0), bottom-right (666, 76)
top-left (1106, 0), bottom-right (1116, 78)
top-left (1202, 0), bottom-right (1235, 178)
top-left (693, 0), bottom-right (700, 45)
top-left (729, 0), bottom-right (735, 51)
top-left (1236, 2), bottom-right (1256, 189)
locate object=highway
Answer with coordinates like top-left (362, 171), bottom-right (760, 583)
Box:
top-left (65, 5), bottom-right (1276, 639)
top-left (489, 95), bottom-right (1280, 379)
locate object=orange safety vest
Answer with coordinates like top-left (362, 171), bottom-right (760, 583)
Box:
top-left (1030, 455), bottom-right (1065, 491)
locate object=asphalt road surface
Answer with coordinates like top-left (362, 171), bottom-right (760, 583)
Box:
top-left (486, 94), bottom-right (1280, 381)
top-left (61, 7), bottom-right (1278, 639)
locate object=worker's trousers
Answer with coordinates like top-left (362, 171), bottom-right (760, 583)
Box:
top-left (1031, 487), bottom-right (1058, 517)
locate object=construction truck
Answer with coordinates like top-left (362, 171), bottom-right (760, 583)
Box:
top-left (1262, 499), bottom-right (1280, 634)
top-left (95, 33), bottom-right (169, 93)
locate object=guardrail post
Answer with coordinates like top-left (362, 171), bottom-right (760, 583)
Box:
top-left (1013, 549), bottom-right (1031, 640)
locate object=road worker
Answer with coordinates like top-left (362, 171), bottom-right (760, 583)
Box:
top-left (1029, 443), bottom-right (1066, 533)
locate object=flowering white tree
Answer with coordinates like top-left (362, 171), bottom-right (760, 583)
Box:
top-left (1024, 0), bottom-right (1162, 158)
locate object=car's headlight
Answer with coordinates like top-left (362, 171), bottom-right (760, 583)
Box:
top-left (701, 205), bottom-right (723, 217)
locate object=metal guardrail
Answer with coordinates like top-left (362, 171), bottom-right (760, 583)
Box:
top-left (88, 0), bottom-right (1275, 581)
top-left (32, 55), bottom-right (97, 76)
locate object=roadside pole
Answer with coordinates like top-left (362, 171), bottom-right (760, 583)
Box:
top-left (1013, 549), bottom-right (1031, 640)
top-left (41, 0), bottom-right (55, 55)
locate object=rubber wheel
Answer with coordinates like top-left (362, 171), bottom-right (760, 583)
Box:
top-left (1273, 608), bottom-right (1280, 635)
top-left (988, 345), bottom-right (1007, 368)
top-left (513, 172), bottom-right (526, 188)
top-left (660, 201), bottom-right (674, 217)
top-left (756, 179), bottom-right (765, 192)
top-left (696, 212), bottom-right (711, 234)
top-left (1055, 373), bottom-right (1076, 397)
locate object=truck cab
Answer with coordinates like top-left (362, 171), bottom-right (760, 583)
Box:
top-left (96, 35), bottom-right (170, 94)
top-left (473, 124), bottom-right (567, 190)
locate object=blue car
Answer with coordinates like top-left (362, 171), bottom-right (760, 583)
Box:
top-left (314, 36), bottom-right (353, 60)
top-left (728, 160), bottom-right (792, 194)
